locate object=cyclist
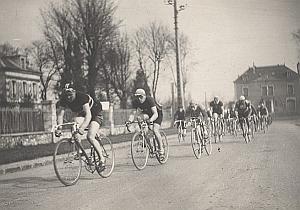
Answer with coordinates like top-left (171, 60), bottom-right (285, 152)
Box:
top-left (55, 83), bottom-right (105, 171)
top-left (234, 95), bottom-right (252, 135)
top-left (129, 88), bottom-right (165, 158)
top-left (257, 100), bottom-right (269, 129)
top-left (209, 96), bottom-right (225, 135)
top-left (228, 104), bottom-right (238, 134)
top-left (174, 105), bottom-right (187, 136)
top-left (250, 103), bottom-right (258, 132)
top-left (187, 102), bottom-right (209, 138)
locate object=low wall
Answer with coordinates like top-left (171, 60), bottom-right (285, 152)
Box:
top-left (0, 132), bottom-right (53, 150)
top-left (0, 120), bottom-right (173, 150)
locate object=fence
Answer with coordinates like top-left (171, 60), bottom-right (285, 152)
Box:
top-left (0, 108), bottom-right (45, 134)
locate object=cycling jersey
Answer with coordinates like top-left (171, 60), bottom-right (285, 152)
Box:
top-left (209, 101), bottom-right (223, 115)
top-left (56, 91), bottom-right (103, 125)
top-left (257, 105), bottom-right (268, 116)
top-left (132, 96), bottom-right (163, 125)
top-left (187, 104), bottom-right (208, 121)
top-left (250, 104), bottom-right (257, 116)
top-left (234, 100), bottom-right (251, 117)
top-left (174, 110), bottom-right (185, 120)
top-left (229, 108), bottom-right (237, 118)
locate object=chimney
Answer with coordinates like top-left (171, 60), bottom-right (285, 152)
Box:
top-left (297, 62), bottom-right (300, 75)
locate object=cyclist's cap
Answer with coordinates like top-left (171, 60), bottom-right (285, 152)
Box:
top-left (239, 95), bottom-right (245, 100)
top-left (135, 88), bottom-right (146, 96)
top-left (214, 96), bottom-right (219, 100)
top-left (62, 83), bottom-right (75, 94)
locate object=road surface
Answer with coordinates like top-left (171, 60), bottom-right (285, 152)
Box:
top-left (0, 120), bottom-right (299, 210)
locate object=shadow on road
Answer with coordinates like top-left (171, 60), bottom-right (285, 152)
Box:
top-left (0, 176), bottom-right (61, 189)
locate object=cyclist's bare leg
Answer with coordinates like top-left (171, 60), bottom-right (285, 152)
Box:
top-left (153, 123), bottom-right (164, 154)
top-left (87, 121), bottom-right (105, 162)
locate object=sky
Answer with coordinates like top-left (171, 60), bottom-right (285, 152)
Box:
top-left (0, 0), bottom-right (300, 104)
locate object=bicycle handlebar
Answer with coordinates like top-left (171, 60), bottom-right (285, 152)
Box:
top-left (125, 120), bottom-right (153, 133)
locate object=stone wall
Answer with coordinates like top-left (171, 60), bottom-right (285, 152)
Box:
top-left (0, 132), bottom-right (53, 150)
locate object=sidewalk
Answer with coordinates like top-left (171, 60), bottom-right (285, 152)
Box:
top-left (0, 128), bottom-right (177, 175)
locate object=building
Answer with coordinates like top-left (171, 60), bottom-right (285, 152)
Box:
top-left (234, 63), bottom-right (300, 115)
top-left (0, 54), bottom-right (42, 105)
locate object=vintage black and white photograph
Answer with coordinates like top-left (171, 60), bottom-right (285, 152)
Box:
top-left (0, 0), bottom-right (300, 209)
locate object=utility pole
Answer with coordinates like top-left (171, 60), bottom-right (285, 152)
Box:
top-left (166, 0), bottom-right (186, 109)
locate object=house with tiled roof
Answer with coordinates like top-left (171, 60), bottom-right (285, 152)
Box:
top-left (234, 63), bottom-right (300, 115)
top-left (0, 54), bottom-right (42, 105)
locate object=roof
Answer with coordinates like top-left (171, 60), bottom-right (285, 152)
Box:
top-left (0, 55), bottom-right (40, 76)
top-left (234, 64), bottom-right (299, 84)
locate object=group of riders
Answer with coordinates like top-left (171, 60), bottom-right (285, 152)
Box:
top-left (174, 95), bottom-right (271, 141)
top-left (55, 83), bottom-right (271, 170)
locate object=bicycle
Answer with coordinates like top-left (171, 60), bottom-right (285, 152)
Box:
top-left (174, 120), bottom-right (186, 143)
top-left (52, 122), bottom-right (115, 186)
top-left (228, 118), bottom-right (238, 137)
top-left (259, 115), bottom-right (268, 133)
top-left (238, 117), bottom-right (251, 143)
top-left (211, 117), bottom-right (222, 143)
top-left (190, 117), bottom-right (212, 159)
top-left (125, 120), bottom-right (169, 170)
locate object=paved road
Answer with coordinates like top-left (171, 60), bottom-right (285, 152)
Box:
top-left (0, 120), bottom-right (299, 210)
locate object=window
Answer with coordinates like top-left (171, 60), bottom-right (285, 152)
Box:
top-left (287, 84), bottom-right (294, 96)
top-left (262, 85), bottom-right (274, 96)
top-left (33, 83), bottom-right (37, 100)
top-left (268, 86), bottom-right (274, 96)
top-left (262, 86), bottom-right (267, 96)
top-left (21, 57), bottom-right (25, 69)
top-left (243, 87), bottom-right (249, 98)
top-left (23, 82), bottom-right (27, 96)
top-left (12, 80), bottom-right (16, 98)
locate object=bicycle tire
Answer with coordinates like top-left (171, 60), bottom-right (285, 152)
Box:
top-left (157, 131), bottom-right (169, 164)
top-left (191, 129), bottom-right (201, 159)
top-left (96, 136), bottom-right (115, 178)
top-left (204, 135), bottom-right (212, 155)
top-left (178, 126), bottom-right (183, 143)
top-left (53, 138), bottom-right (82, 186)
top-left (131, 132), bottom-right (149, 170)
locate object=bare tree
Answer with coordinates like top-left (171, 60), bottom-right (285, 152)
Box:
top-left (0, 42), bottom-right (19, 56)
top-left (70, 0), bottom-right (119, 99)
top-left (106, 33), bottom-right (132, 108)
top-left (31, 40), bottom-right (60, 100)
top-left (133, 21), bottom-right (172, 101)
top-left (293, 29), bottom-right (300, 58)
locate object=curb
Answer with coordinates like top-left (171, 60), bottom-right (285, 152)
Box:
top-left (0, 134), bottom-right (177, 175)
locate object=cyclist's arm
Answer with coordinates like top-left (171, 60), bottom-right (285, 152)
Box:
top-left (79, 103), bottom-right (92, 131)
top-left (149, 106), bottom-right (158, 123)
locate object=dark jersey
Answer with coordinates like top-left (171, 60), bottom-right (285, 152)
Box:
top-left (229, 108), bottom-right (237, 118)
top-left (57, 91), bottom-right (102, 116)
top-left (257, 105), bottom-right (268, 115)
top-left (250, 104), bottom-right (257, 116)
top-left (235, 100), bottom-right (251, 116)
top-left (132, 96), bottom-right (162, 118)
top-left (174, 110), bottom-right (185, 120)
top-left (187, 105), bottom-right (208, 120)
top-left (209, 101), bottom-right (223, 115)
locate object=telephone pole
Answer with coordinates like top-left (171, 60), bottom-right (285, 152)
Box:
top-left (166, 0), bottom-right (186, 109)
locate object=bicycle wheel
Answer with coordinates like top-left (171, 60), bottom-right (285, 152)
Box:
top-left (53, 138), bottom-right (82, 186)
top-left (204, 135), bottom-right (212, 155)
top-left (96, 136), bottom-right (115, 178)
top-left (157, 131), bottom-right (169, 164)
top-left (131, 132), bottom-right (149, 170)
top-left (191, 129), bottom-right (201, 159)
top-left (242, 123), bottom-right (249, 143)
top-left (178, 126), bottom-right (183, 143)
